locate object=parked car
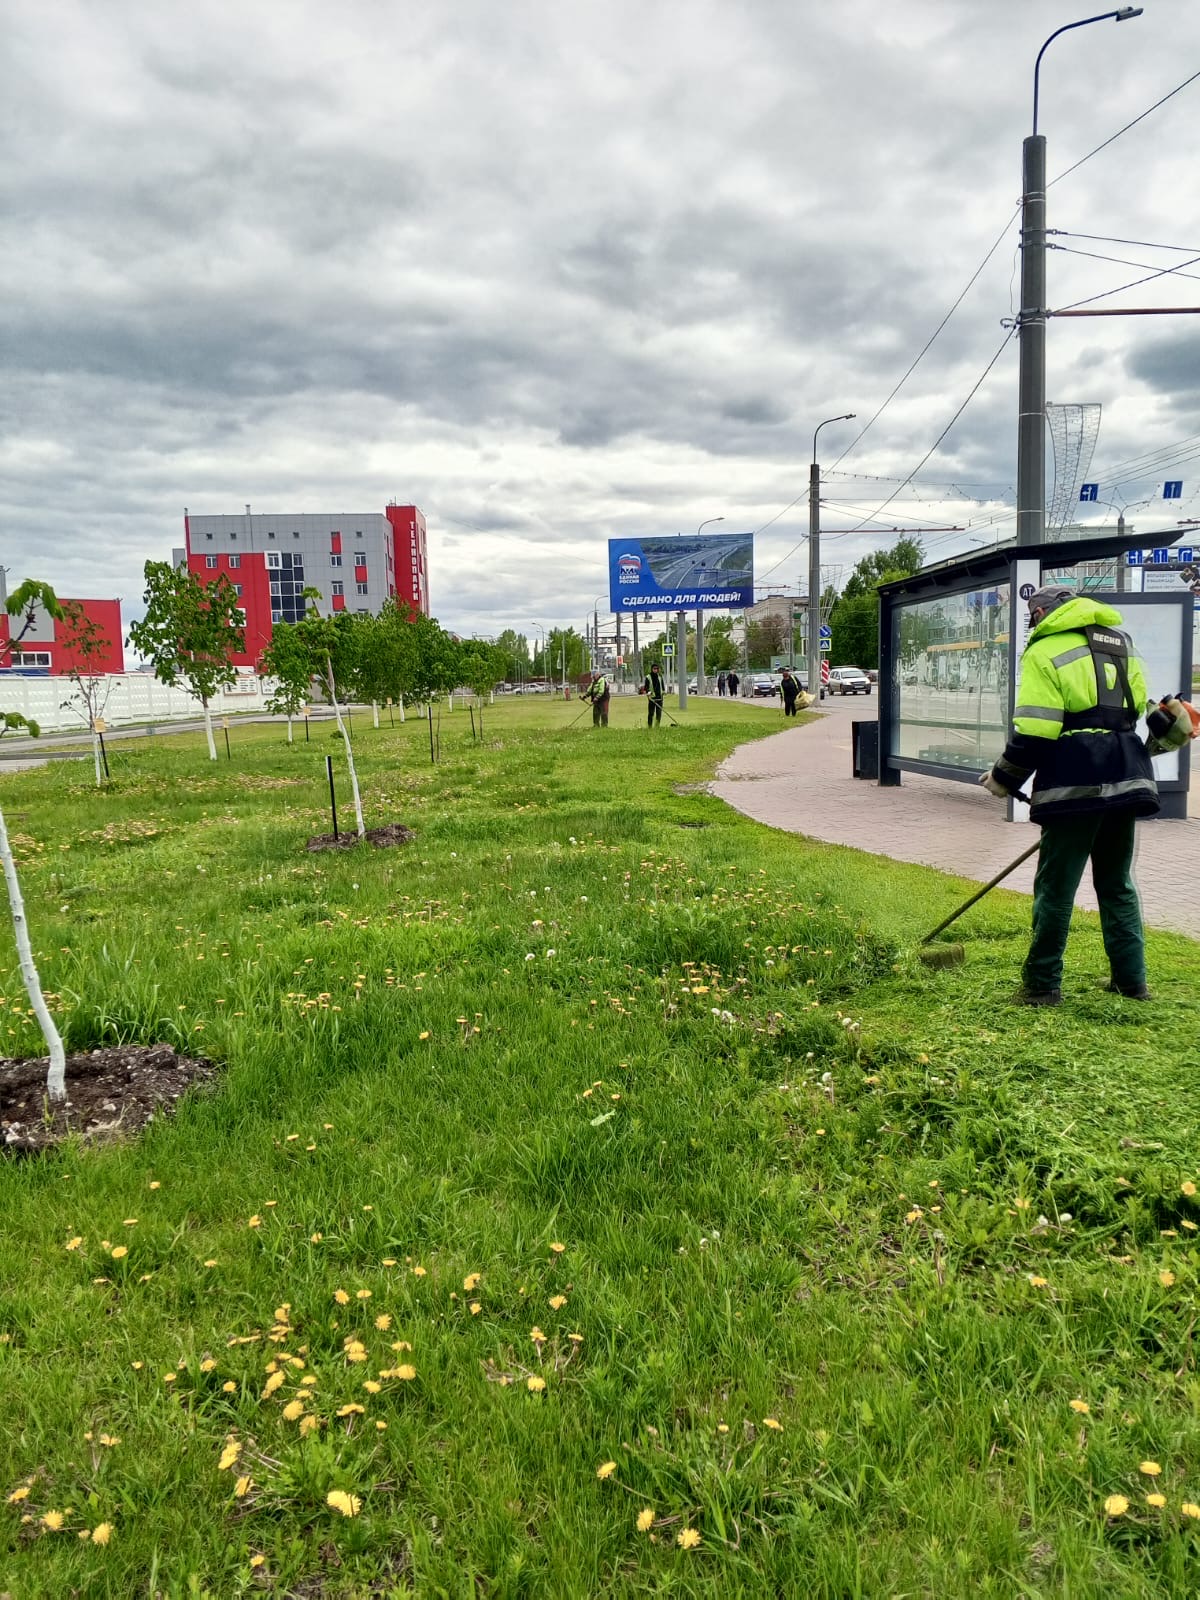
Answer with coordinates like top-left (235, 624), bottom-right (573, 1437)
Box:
top-left (866, 669), bottom-right (879, 684)
top-left (828, 667), bottom-right (871, 695)
top-left (752, 676), bottom-right (779, 697)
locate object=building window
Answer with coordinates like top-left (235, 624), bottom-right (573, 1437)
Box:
top-left (271, 608), bottom-right (282, 622)
top-left (205, 532), bottom-right (213, 540)
top-left (293, 531), bottom-right (300, 538)
top-left (5, 649), bottom-right (52, 669)
top-left (330, 532), bottom-right (342, 554)
top-left (205, 555), bottom-right (218, 569)
top-left (234, 584), bottom-right (243, 597)
top-left (270, 581), bottom-right (281, 595)
top-left (268, 530), bottom-right (276, 540)
top-left (356, 582), bottom-right (369, 596)
top-left (266, 552), bottom-right (281, 569)
top-left (330, 554), bottom-right (342, 567)
top-left (354, 552), bottom-right (365, 565)
top-left (229, 554), bottom-right (241, 569)
top-left (331, 581), bottom-right (344, 596)
top-left (230, 531), bottom-right (237, 540)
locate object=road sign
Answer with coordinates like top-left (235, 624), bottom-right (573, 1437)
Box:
top-left (819, 624), bottom-right (832, 639)
top-left (1079, 483), bottom-right (1099, 502)
top-left (819, 639), bottom-right (831, 653)
top-left (1164, 481), bottom-right (1183, 499)
top-left (662, 643), bottom-right (675, 657)
top-left (820, 660), bottom-right (830, 684)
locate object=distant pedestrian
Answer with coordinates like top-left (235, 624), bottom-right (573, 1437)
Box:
top-left (726, 670), bottom-right (740, 698)
top-left (780, 667), bottom-right (800, 716)
top-left (643, 663), bottom-right (665, 727)
top-left (717, 671), bottom-right (727, 697)
top-left (584, 672), bottom-right (611, 727)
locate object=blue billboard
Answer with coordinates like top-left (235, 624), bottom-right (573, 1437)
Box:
top-left (608, 532), bottom-right (754, 611)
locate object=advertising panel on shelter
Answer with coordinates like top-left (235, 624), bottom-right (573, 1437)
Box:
top-left (608, 532), bottom-right (754, 611)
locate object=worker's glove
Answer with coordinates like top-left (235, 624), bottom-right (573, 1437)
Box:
top-left (978, 767), bottom-right (1010, 800)
top-left (1145, 697), bottom-right (1194, 756)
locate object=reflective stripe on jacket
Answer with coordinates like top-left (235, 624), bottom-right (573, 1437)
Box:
top-left (996, 596), bottom-right (1158, 822)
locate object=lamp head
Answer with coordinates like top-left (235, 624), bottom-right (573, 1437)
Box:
top-left (1114, 7), bottom-right (1143, 18)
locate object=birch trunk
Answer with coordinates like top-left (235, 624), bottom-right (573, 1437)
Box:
top-left (0, 805), bottom-right (66, 1101)
top-left (92, 731), bottom-right (103, 788)
top-left (372, 700), bottom-right (380, 729)
top-left (286, 715), bottom-right (294, 744)
top-left (398, 696), bottom-right (405, 723)
top-left (324, 656), bottom-right (366, 837)
top-left (202, 700), bottom-right (218, 761)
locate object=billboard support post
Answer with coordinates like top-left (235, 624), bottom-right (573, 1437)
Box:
top-left (677, 611), bottom-right (688, 710)
top-left (695, 609), bottom-right (705, 695)
top-left (632, 612), bottom-right (640, 686)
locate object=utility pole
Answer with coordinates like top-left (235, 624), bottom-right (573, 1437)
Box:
top-left (676, 610), bottom-right (688, 709)
top-left (808, 415), bottom-right (855, 703)
top-left (1016, 131), bottom-right (1047, 545)
top-left (695, 610), bottom-right (704, 695)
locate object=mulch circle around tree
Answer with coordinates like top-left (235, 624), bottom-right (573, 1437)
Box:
top-left (305, 823), bottom-right (417, 852)
top-left (1, 1045), bottom-right (217, 1155)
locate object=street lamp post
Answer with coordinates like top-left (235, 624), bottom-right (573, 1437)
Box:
top-left (1017, 7), bottom-right (1143, 546)
top-left (808, 416), bottom-right (855, 708)
top-left (693, 517), bottom-right (724, 695)
top-left (531, 622), bottom-right (546, 687)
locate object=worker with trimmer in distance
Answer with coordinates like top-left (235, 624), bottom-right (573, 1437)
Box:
top-left (584, 671), bottom-right (611, 728)
top-left (979, 585), bottom-right (1195, 1006)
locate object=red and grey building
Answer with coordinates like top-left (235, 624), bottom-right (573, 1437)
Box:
top-left (175, 504), bottom-right (429, 667)
top-left (0, 589), bottom-right (124, 675)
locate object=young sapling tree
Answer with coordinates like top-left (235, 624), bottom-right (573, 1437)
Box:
top-left (57, 601), bottom-right (116, 786)
top-left (127, 561), bottom-right (245, 761)
top-left (259, 622), bottom-right (315, 744)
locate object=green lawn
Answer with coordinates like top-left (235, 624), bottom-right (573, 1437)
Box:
top-left (2, 693), bottom-right (1199, 1597)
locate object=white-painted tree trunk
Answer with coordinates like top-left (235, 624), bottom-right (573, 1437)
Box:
top-left (286, 715), bottom-right (294, 744)
top-left (0, 805), bottom-right (66, 1101)
top-left (202, 700), bottom-right (217, 761)
top-left (398, 695), bottom-right (405, 723)
top-left (92, 731), bottom-right (103, 788)
top-left (324, 656), bottom-right (366, 837)
top-left (372, 701), bottom-right (380, 729)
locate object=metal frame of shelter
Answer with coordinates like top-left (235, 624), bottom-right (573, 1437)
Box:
top-left (877, 532), bottom-right (1194, 819)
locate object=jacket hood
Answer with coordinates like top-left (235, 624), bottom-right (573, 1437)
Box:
top-left (1029, 594), bottom-right (1123, 643)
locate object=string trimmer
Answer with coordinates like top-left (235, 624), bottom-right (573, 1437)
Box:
top-left (918, 792), bottom-right (1038, 969)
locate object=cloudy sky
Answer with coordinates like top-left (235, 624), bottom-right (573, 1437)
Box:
top-left (4, 0), bottom-right (1200, 637)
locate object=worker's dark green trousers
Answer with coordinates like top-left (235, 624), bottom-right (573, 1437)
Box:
top-left (1022, 810), bottom-right (1145, 994)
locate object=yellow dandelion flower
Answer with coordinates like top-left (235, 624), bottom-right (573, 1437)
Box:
top-left (375, 1420), bottom-right (388, 1431)
top-left (548, 1295), bottom-right (567, 1310)
top-left (419, 1031), bottom-right (430, 1040)
top-left (65, 1237), bottom-right (83, 1251)
top-left (234, 1475), bottom-right (253, 1498)
top-left (596, 1461), bottom-right (617, 1480)
top-left (78, 1528), bottom-right (91, 1541)
top-left (677, 1527), bottom-right (701, 1548)
top-left (222, 1381), bottom-right (236, 1393)
top-left (1069, 1399), bottom-right (1090, 1414)
top-left (282, 1399), bottom-right (305, 1421)
top-left (395, 1364), bottom-right (416, 1380)
top-left (374, 1313), bottom-right (392, 1331)
top-left (333, 1288), bottom-right (350, 1306)
top-left (1182, 1502), bottom-right (1200, 1519)
top-left (200, 1359), bottom-right (217, 1373)
top-left (763, 1417), bottom-right (783, 1431)
top-left (526, 1375), bottom-right (546, 1392)
top-left (326, 1489), bottom-right (361, 1517)
top-left (163, 1372), bottom-right (176, 1384)
top-left (470, 1301), bottom-right (482, 1315)
top-left (1182, 1181), bottom-right (1197, 1197)
top-left (412, 1265), bottom-right (427, 1277)
top-left (636, 1508), bottom-right (655, 1532)
top-left (91, 1522), bottom-right (112, 1545)
top-left (7, 1486), bottom-right (31, 1504)
top-left (248, 1215), bottom-right (262, 1228)
top-left (123, 1219), bottom-right (138, 1228)
top-left (1146, 1493), bottom-right (1166, 1507)
top-left (218, 1441), bottom-right (242, 1471)
top-left (310, 1233), bottom-right (323, 1244)
top-left (110, 1246), bottom-right (128, 1260)
top-left (263, 1371), bottom-right (286, 1397)
top-left (355, 1289), bottom-right (372, 1301)
top-left (249, 1554), bottom-right (266, 1569)
top-left (203, 1260), bottom-right (218, 1269)
top-left (299, 1414), bottom-right (320, 1435)
top-left (362, 1380), bottom-right (381, 1394)
top-left (345, 1347), bottom-right (368, 1364)
top-left (391, 1340), bottom-right (413, 1352)
top-left (1104, 1494), bottom-right (1129, 1517)
top-left (382, 1258), bottom-right (397, 1266)
top-left (549, 1242), bottom-right (566, 1254)
top-left (149, 1181), bottom-right (161, 1190)
top-left (530, 1326), bottom-right (546, 1343)
top-left (1140, 1461), bottom-right (1162, 1477)
top-left (42, 1510), bottom-right (64, 1530)
top-left (1159, 1271), bottom-right (1176, 1288)
top-left (336, 1404), bottom-right (365, 1418)
top-left (464, 1273), bottom-right (481, 1291)
top-left (1027, 1275), bottom-right (1049, 1288)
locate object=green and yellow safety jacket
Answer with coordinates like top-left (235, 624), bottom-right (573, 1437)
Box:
top-left (992, 596), bottom-right (1158, 822)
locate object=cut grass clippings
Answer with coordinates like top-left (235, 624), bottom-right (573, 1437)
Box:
top-left (0, 692), bottom-right (1198, 1596)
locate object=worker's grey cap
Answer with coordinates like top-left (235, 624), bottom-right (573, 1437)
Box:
top-left (1027, 586), bottom-right (1073, 619)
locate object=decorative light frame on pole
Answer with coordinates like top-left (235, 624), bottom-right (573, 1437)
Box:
top-left (807, 415), bottom-right (855, 706)
top-left (1016, 6), bottom-right (1142, 546)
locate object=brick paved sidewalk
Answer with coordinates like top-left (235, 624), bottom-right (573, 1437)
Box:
top-left (709, 698), bottom-right (1199, 940)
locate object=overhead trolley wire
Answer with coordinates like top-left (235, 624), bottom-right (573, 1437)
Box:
top-left (1048, 66), bottom-right (1200, 188)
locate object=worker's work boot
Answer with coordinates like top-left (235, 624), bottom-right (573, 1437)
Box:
top-left (1012, 987), bottom-right (1062, 1007)
top-left (1106, 981), bottom-right (1152, 1000)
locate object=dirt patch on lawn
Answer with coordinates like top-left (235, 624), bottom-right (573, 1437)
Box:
top-left (305, 822), bottom-right (416, 852)
top-left (1, 1045), bottom-right (217, 1155)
